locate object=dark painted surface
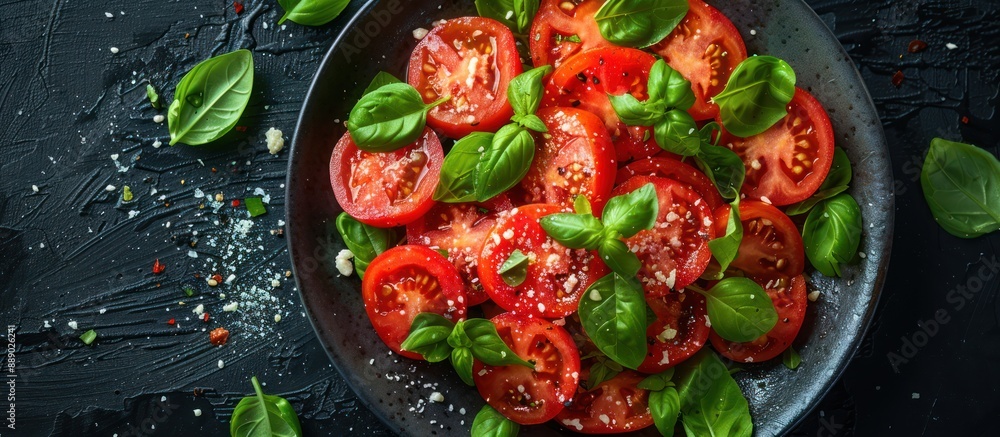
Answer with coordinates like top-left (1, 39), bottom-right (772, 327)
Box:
top-left (0, 1), bottom-right (996, 436)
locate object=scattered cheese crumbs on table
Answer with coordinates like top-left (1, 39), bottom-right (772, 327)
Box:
top-left (193, 304), bottom-right (205, 315)
top-left (750, 29), bottom-right (757, 35)
top-left (99, 308), bottom-right (107, 314)
top-left (808, 290), bottom-right (821, 302)
top-left (335, 249), bottom-right (355, 276)
top-left (217, 360), bottom-right (225, 369)
top-left (274, 314), bottom-right (281, 323)
top-left (153, 114), bottom-right (165, 123)
top-left (912, 392), bottom-right (920, 399)
top-left (193, 409), bottom-right (202, 417)
top-left (110, 47), bottom-right (119, 54)
top-left (152, 140), bottom-right (162, 148)
top-left (68, 321), bottom-right (78, 330)
top-left (105, 184), bottom-right (117, 192)
top-left (32, 185), bottom-right (39, 193)
top-left (945, 43), bottom-right (958, 50)
top-left (413, 28), bottom-right (429, 39)
top-left (104, 12), bottom-right (113, 18)
top-left (265, 127), bottom-right (285, 155)
top-left (222, 302), bottom-right (240, 312)
top-left (429, 392), bottom-right (445, 403)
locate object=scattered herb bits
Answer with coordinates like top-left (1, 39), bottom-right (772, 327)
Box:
top-left (244, 197), bottom-right (267, 217)
top-left (80, 329), bottom-right (98, 346)
top-left (168, 49), bottom-right (254, 146)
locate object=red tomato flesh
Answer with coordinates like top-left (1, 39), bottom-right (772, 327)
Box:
top-left (714, 200), bottom-right (805, 281)
top-left (638, 291), bottom-right (711, 373)
top-left (555, 370), bottom-right (654, 434)
top-left (616, 156), bottom-right (724, 211)
top-left (529, 0), bottom-right (611, 68)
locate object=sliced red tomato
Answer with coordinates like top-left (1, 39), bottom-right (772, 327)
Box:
top-left (638, 291), bottom-right (711, 373)
top-left (330, 128), bottom-right (443, 227)
top-left (652, 0), bottom-right (748, 120)
top-left (555, 370), bottom-right (653, 434)
top-left (408, 17), bottom-right (522, 138)
top-left (478, 204), bottom-right (609, 318)
top-left (406, 200), bottom-right (512, 306)
top-left (529, 0), bottom-right (611, 68)
top-left (474, 313), bottom-right (581, 425)
top-left (613, 176), bottom-right (715, 296)
top-left (361, 245), bottom-right (466, 360)
top-left (714, 200), bottom-right (805, 281)
top-left (543, 47), bottom-right (660, 163)
top-left (710, 274), bottom-right (808, 363)
top-left (721, 87), bottom-right (835, 205)
top-left (616, 156), bottom-right (724, 211)
top-left (515, 107), bottom-right (617, 213)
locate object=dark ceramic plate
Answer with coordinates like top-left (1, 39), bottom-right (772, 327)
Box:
top-left (287, 0), bottom-right (893, 435)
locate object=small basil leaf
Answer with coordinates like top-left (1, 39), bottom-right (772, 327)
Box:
top-left (514, 113), bottom-right (548, 133)
top-left (451, 347), bottom-right (476, 386)
top-left (579, 273), bottom-right (648, 369)
top-left (648, 59), bottom-right (695, 110)
top-left (362, 71), bottom-right (403, 96)
top-left (714, 56), bottom-right (796, 138)
top-left (707, 199), bottom-right (743, 273)
top-left (601, 182), bottom-right (659, 238)
top-left (675, 350), bottom-right (753, 437)
top-left (587, 357), bottom-right (623, 390)
top-left (654, 109), bottom-right (701, 156)
top-left (574, 195), bottom-right (594, 215)
top-left (649, 387), bottom-right (680, 437)
top-left (347, 83), bottom-right (445, 152)
top-left (595, 0), bottom-right (689, 48)
top-left (230, 376), bottom-right (303, 437)
top-left (335, 213), bottom-right (398, 278)
top-left (608, 93), bottom-right (662, 126)
top-left (802, 194), bottom-right (863, 277)
top-left (447, 319), bottom-right (472, 349)
top-left (513, 0), bottom-right (540, 34)
top-left (475, 124), bottom-right (536, 201)
top-left (146, 84), bottom-right (161, 110)
top-left (464, 319), bottom-right (534, 369)
top-left (400, 313), bottom-right (456, 363)
top-left (695, 143), bottom-right (746, 200)
top-left (637, 368), bottom-right (675, 391)
top-left (786, 147), bottom-right (853, 215)
top-left (168, 49), bottom-right (254, 146)
top-left (508, 65), bottom-right (552, 117)
top-left (435, 132), bottom-right (494, 203)
top-left (278, 0), bottom-right (350, 26)
top-left (782, 346), bottom-right (801, 370)
top-left (539, 213), bottom-right (606, 249)
top-left (499, 249), bottom-right (530, 287)
top-left (920, 137), bottom-right (1000, 238)
top-left (471, 405), bottom-right (520, 437)
top-left (694, 278), bottom-right (778, 342)
top-left (598, 239), bottom-right (642, 278)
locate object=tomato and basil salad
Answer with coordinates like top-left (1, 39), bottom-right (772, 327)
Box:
top-left (330, 1), bottom-right (864, 436)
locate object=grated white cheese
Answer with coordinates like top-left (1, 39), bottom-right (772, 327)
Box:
top-left (222, 302), bottom-right (240, 312)
top-left (412, 27), bottom-right (429, 40)
top-left (265, 127), bottom-right (285, 155)
top-left (68, 321), bottom-right (79, 330)
top-left (335, 249), bottom-right (355, 276)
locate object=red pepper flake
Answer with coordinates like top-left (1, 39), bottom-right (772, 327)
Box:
top-left (152, 259), bottom-right (166, 275)
top-left (167, 318), bottom-right (176, 326)
top-left (961, 116), bottom-right (970, 124)
top-left (233, 1), bottom-right (244, 14)
top-left (209, 327), bottom-right (230, 346)
top-left (202, 312), bottom-right (210, 322)
top-left (211, 273), bottom-right (224, 283)
top-left (891, 70), bottom-right (905, 87)
top-left (908, 39), bottom-right (928, 53)
top-left (231, 199), bottom-right (241, 207)
top-left (235, 126), bottom-right (248, 132)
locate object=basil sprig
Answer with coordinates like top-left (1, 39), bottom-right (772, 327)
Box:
top-left (920, 137), bottom-right (1000, 238)
top-left (594, 0), bottom-right (689, 48)
top-left (608, 59), bottom-right (700, 156)
top-left (347, 82), bottom-right (448, 152)
top-left (168, 49), bottom-right (254, 146)
top-left (802, 193), bottom-right (863, 277)
top-left (278, 0), bottom-right (350, 26)
top-left (471, 404), bottom-right (520, 437)
top-left (638, 370), bottom-right (681, 436)
top-left (713, 56), bottom-right (797, 138)
top-left (230, 376), bottom-right (303, 437)
top-left (540, 184), bottom-right (658, 277)
top-left (703, 199), bottom-right (743, 280)
top-left (399, 313), bottom-right (456, 363)
top-left (675, 350), bottom-right (753, 437)
top-left (786, 147), bottom-right (852, 215)
top-left (434, 133), bottom-right (492, 203)
top-left (335, 213), bottom-right (399, 279)
top-left (508, 66), bottom-right (552, 132)
top-left (587, 355), bottom-right (624, 389)
top-left (579, 273), bottom-right (648, 369)
top-left (475, 0), bottom-right (540, 35)
top-left (476, 124), bottom-right (536, 201)
top-left (689, 278), bottom-right (778, 342)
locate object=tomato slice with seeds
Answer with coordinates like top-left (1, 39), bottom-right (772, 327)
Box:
top-left (408, 17), bottom-right (522, 138)
top-left (330, 128), bottom-right (443, 227)
top-left (638, 291), bottom-right (711, 373)
top-left (473, 312), bottom-right (581, 425)
top-left (361, 245), bottom-right (466, 360)
top-left (652, 0), bottom-right (748, 120)
top-left (616, 156), bottom-right (724, 211)
top-left (478, 204), bottom-right (609, 318)
top-left (714, 200), bottom-right (805, 281)
top-left (613, 176), bottom-right (715, 296)
top-left (710, 274), bottom-right (808, 363)
top-left (529, 0), bottom-right (611, 68)
top-left (555, 370), bottom-right (654, 434)
top-left (721, 87), bottom-right (835, 205)
top-left (406, 200), bottom-right (512, 306)
top-left (515, 107), bottom-right (617, 213)
top-left (543, 47), bottom-right (660, 163)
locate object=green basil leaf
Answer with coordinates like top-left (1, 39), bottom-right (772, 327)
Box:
top-left (146, 84), bottom-right (161, 110)
top-left (602, 182), bottom-right (659, 237)
top-left (168, 49), bottom-right (253, 146)
top-left (579, 273), bottom-right (648, 369)
top-left (447, 319), bottom-right (472, 349)
top-left (464, 319), bottom-right (534, 369)
top-left (475, 124), bottom-right (536, 201)
top-left (362, 71), bottom-right (403, 96)
top-left (514, 0), bottom-right (540, 34)
top-left (80, 329), bottom-right (98, 345)
top-left (694, 277), bottom-right (778, 342)
top-left (231, 376), bottom-right (303, 437)
top-left (400, 313), bottom-right (455, 363)
top-left (595, 0), bottom-right (689, 48)
top-left (539, 213), bottom-right (606, 249)
top-left (471, 404), bottom-right (520, 437)
top-left (637, 368), bottom-right (675, 391)
top-left (499, 249), bottom-right (530, 287)
top-left (675, 350), bottom-right (752, 437)
top-left (920, 137), bottom-right (1000, 238)
top-left (608, 92), bottom-right (662, 126)
top-left (713, 55), bottom-right (796, 138)
top-left (475, 0), bottom-right (537, 35)
top-left (648, 59), bottom-right (695, 110)
top-left (598, 238), bottom-right (642, 278)
top-left (435, 132), bottom-right (494, 203)
top-left (508, 65), bottom-right (552, 117)
top-left (654, 109), bottom-right (701, 157)
top-left (277, 0), bottom-right (350, 26)
top-left (513, 113), bottom-right (549, 133)
top-left (451, 347), bottom-right (476, 386)
top-left (782, 346), bottom-right (801, 370)
top-left (707, 199), bottom-right (743, 273)
top-left (786, 147), bottom-right (853, 215)
top-left (695, 143), bottom-right (746, 200)
top-left (335, 213), bottom-right (398, 279)
top-left (802, 193), bottom-right (863, 277)
top-left (785, 185), bottom-right (850, 216)
top-left (347, 83), bottom-right (445, 152)
top-left (649, 387), bottom-right (680, 437)
top-left (245, 197), bottom-right (267, 217)
top-left (574, 195), bottom-right (594, 215)
top-left (587, 356), bottom-right (623, 390)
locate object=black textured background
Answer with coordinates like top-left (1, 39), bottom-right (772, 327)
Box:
top-left (0, 0), bottom-right (997, 436)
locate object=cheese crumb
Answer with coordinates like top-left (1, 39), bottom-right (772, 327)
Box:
top-left (265, 127), bottom-right (285, 155)
top-left (153, 114), bottom-right (165, 123)
top-left (110, 47), bottom-right (119, 54)
top-left (412, 28), bottom-right (429, 39)
top-left (808, 290), bottom-right (820, 302)
top-left (912, 392), bottom-right (920, 399)
top-left (429, 392), bottom-right (445, 403)
top-left (945, 43), bottom-right (958, 50)
top-left (32, 185), bottom-right (39, 193)
top-left (193, 409), bottom-right (202, 417)
top-left (105, 185), bottom-right (117, 192)
top-left (217, 360), bottom-right (225, 369)
top-left (222, 302), bottom-right (239, 312)
top-left (335, 249), bottom-right (355, 276)
top-left (68, 321), bottom-right (79, 330)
